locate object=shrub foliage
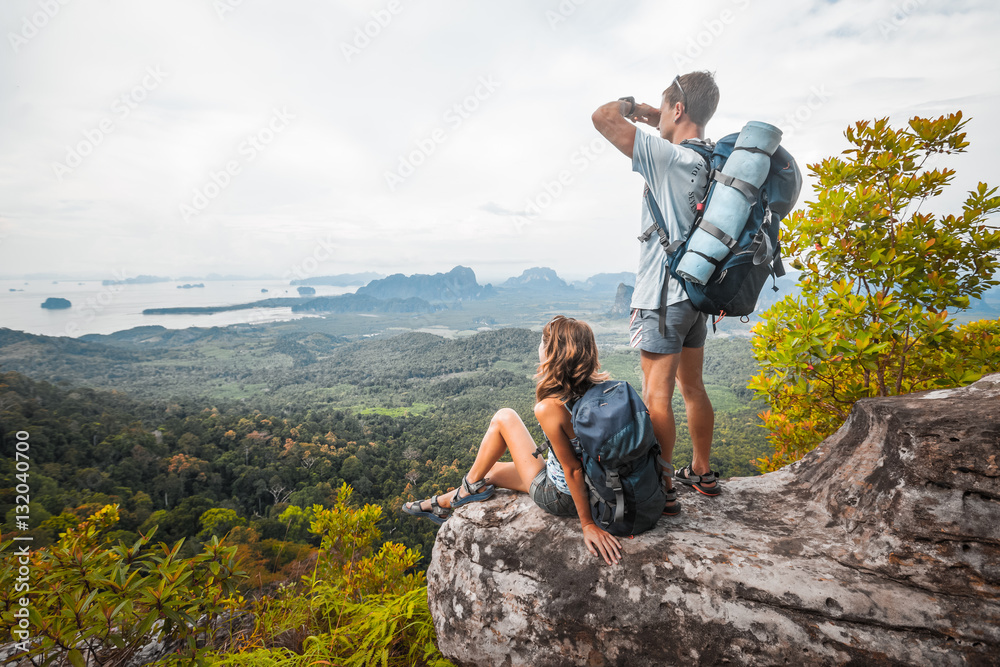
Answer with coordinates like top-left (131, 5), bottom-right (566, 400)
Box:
top-left (0, 505), bottom-right (245, 665)
top-left (750, 112), bottom-right (1000, 471)
top-left (1, 486), bottom-right (450, 666)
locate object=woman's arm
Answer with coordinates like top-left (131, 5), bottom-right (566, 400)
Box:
top-left (535, 399), bottom-right (622, 565)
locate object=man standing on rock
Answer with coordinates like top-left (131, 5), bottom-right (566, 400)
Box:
top-left (591, 71), bottom-right (721, 512)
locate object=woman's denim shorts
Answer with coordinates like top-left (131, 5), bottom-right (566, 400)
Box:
top-left (528, 469), bottom-right (577, 517)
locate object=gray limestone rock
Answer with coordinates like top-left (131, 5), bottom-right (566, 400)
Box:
top-left (428, 374), bottom-right (1000, 666)
top-left (609, 283), bottom-right (635, 318)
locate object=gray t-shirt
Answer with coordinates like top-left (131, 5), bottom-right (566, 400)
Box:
top-left (630, 130), bottom-right (710, 310)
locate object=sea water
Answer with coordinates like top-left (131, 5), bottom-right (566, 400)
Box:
top-left (0, 279), bottom-right (356, 337)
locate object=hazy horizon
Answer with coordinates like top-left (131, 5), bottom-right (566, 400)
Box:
top-left (0, 264), bottom-right (634, 285)
top-left (3, 0), bottom-right (998, 283)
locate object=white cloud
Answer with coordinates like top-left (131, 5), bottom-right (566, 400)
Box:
top-left (0, 0), bottom-right (997, 283)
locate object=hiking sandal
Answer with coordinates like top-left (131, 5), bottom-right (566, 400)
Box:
top-left (662, 486), bottom-right (681, 516)
top-left (658, 456), bottom-right (681, 516)
top-left (675, 464), bottom-right (722, 497)
top-left (450, 475), bottom-right (495, 508)
top-left (401, 495), bottom-right (450, 525)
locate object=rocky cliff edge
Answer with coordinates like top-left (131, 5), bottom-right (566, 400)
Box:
top-left (428, 374), bottom-right (1000, 666)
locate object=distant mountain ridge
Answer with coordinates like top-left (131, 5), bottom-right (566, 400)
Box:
top-left (356, 266), bottom-right (493, 302)
top-left (102, 275), bottom-right (170, 286)
top-left (501, 267), bottom-right (570, 292)
top-left (609, 283), bottom-right (634, 318)
top-left (290, 272), bottom-right (383, 286)
top-left (571, 272), bottom-right (635, 292)
top-left (292, 293), bottom-right (434, 314)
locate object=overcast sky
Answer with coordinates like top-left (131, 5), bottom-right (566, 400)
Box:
top-left (1, 0), bottom-right (997, 284)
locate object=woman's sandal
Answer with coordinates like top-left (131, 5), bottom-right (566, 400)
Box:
top-left (401, 495), bottom-right (450, 526)
top-left (675, 464), bottom-right (722, 497)
top-left (450, 475), bottom-right (495, 508)
top-left (401, 476), bottom-right (494, 525)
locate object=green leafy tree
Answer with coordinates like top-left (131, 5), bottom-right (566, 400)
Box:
top-left (276, 505), bottom-right (314, 543)
top-left (751, 112), bottom-right (1000, 471)
top-left (211, 484), bottom-right (450, 666)
top-left (0, 505), bottom-right (245, 666)
top-left (198, 507), bottom-right (247, 541)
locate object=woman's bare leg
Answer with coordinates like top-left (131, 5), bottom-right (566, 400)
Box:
top-left (414, 408), bottom-right (544, 511)
top-left (471, 408), bottom-right (545, 491)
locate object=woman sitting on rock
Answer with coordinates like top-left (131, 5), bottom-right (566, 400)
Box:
top-left (402, 315), bottom-right (623, 565)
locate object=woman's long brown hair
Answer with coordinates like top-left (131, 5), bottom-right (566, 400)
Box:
top-left (535, 316), bottom-right (609, 402)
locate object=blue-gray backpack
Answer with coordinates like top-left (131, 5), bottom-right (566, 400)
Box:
top-left (641, 133), bottom-right (802, 329)
top-left (568, 379), bottom-right (666, 537)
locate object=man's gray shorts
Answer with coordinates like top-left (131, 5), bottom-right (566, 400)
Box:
top-left (629, 301), bottom-right (708, 355)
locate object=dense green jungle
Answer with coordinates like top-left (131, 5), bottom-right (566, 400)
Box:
top-left (0, 296), bottom-right (767, 576)
top-left (2, 277), bottom-right (997, 665)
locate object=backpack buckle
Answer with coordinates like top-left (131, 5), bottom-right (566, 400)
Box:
top-left (531, 440), bottom-right (549, 459)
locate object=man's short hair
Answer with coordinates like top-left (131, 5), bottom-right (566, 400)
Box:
top-left (665, 71), bottom-right (719, 128)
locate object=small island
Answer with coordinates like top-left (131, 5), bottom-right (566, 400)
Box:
top-left (142, 297), bottom-right (307, 315)
top-left (177, 283), bottom-right (205, 289)
top-left (41, 297), bottom-right (72, 309)
top-left (296, 286), bottom-right (316, 296)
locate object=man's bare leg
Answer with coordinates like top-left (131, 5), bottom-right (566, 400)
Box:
top-left (640, 347), bottom-right (715, 492)
top-left (676, 346), bottom-right (715, 487)
top-left (640, 350), bottom-right (682, 491)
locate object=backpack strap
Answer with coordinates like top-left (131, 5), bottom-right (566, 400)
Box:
top-left (658, 272), bottom-right (669, 337)
top-left (639, 187), bottom-right (674, 337)
top-left (696, 219), bottom-right (739, 251)
top-left (585, 473), bottom-right (625, 532)
top-left (732, 145), bottom-right (771, 156)
top-left (657, 455), bottom-right (673, 493)
top-left (680, 138), bottom-right (714, 184)
top-left (713, 171), bottom-right (759, 204)
top-left (534, 393), bottom-right (583, 459)
top-left (639, 141), bottom-right (716, 338)
top-left (639, 140), bottom-right (714, 248)
top-left (605, 470), bottom-right (625, 530)
top-left (639, 186), bottom-right (670, 249)
top-left (531, 435), bottom-right (549, 459)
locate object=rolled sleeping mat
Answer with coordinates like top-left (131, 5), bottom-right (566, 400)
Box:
top-left (675, 121), bottom-right (783, 285)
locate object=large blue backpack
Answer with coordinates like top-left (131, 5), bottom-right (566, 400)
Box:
top-left (568, 380), bottom-right (665, 537)
top-left (643, 134), bottom-right (802, 325)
